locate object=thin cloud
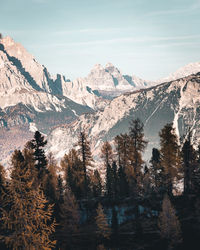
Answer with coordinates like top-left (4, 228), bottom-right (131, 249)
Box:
top-left (147, 1), bottom-right (200, 17)
top-left (152, 41), bottom-right (200, 48)
top-left (29, 34), bottom-right (200, 49)
top-left (54, 27), bottom-right (124, 36)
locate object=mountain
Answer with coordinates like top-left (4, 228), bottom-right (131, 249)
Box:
top-left (1, 35), bottom-right (200, 167)
top-left (74, 63), bottom-right (149, 99)
top-left (0, 36), bottom-right (150, 165)
top-left (157, 62), bottom-right (200, 83)
top-left (47, 72), bottom-right (200, 163)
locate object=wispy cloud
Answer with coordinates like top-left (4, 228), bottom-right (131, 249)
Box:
top-left (32, 34), bottom-right (200, 48)
top-left (152, 41), bottom-right (200, 48)
top-left (147, 1), bottom-right (200, 17)
top-left (54, 27), bottom-right (124, 36)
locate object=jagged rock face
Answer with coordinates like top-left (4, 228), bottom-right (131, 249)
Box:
top-left (47, 73), bottom-right (200, 163)
top-left (0, 36), bottom-right (108, 112)
top-left (75, 63), bottom-right (149, 97)
top-left (1, 35), bottom-right (200, 166)
top-left (1, 36), bottom-right (53, 93)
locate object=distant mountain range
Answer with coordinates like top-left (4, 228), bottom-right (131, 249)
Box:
top-left (0, 36), bottom-right (200, 166)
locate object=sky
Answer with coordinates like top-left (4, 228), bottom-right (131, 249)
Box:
top-left (0, 0), bottom-right (200, 81)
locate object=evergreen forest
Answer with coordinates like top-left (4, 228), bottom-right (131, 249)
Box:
top-left (1, 119), bottom-right (200, 250)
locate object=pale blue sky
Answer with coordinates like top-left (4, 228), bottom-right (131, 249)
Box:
top-left (1, 0), bottom-right (200, 80)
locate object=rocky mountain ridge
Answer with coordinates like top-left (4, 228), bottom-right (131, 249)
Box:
top-left (47, 72), bottom-right (200, 163)
top-left (0, 35), bottom-right (200, 166)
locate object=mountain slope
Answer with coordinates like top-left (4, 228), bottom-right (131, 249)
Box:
top-left (47, 72), bottom-right (200, 162)
top-left (157, 62), bottom-right (200, 83)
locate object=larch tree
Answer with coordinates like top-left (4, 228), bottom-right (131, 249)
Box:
top-left (95, 203), bottom-right (111, 240)
top-left (158, 194), bottom-right (182, 249)
top-left (61, 149), bottom-right (84, 199)
top-left (0, 150), bottom-right (56, 250)
top-left (44, 153), bottom-right (58, 204)
top-left (159, 123), bottom-right (182, 196)
top-left (59, 188), bottom-right (79, 249)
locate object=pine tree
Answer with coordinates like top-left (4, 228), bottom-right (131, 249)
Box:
top-left (105, 163), bottom-right (113, 198)
top-left (112, 161), bottom-right (118, 199)
top-left (159, 123), bottom-right (182, 196)
top-left (90, 169), bottom-right (102, 198)
top-left (149, 148), bottom-right (165, 194)
top-left (29, 131), bottom-right (48, 182)
top-left (129, 118), bottom-right (148, 181)
top-left (61, 149), bottom-right (84, 199)
top-left (114, 133), bottom-right (130, 169)
top-left (158, 194), bottom-right (182, 249)
top-left (95, 203), bottom-right (111, 240)
top-left (101, 141), bottom-right (113, 167)
top-left (44, 153), bottom-right (58, 204)
top-left (78, 130), bottom-right (94, 196)
top-left (118, 164), bottom-right (129, 197)
top-left (182, 133), bottom-right (197, 195)
top-left (0, 150), bottom-right (56, 249)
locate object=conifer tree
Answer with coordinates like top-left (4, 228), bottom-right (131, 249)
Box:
top-left (90, 169), bottom-right (102, 198)
top-left (129, 119), bottom-right (148, 182)
top-left (114, 133), bottom-right (131, 169)
top-left (158, 194), bottom-right (182, 249)
top-left (118, 164), bottom-right (129, 197)
top-left (105, 163), bottom-right (113, 198)
top-left (44, 153), bottom-right (58, 204)
top-left (112, 161), bottom-right (118, 198)
top-left (59, 188), bottom-right (79, 249)
top-left (0, 150), bottom-right (56, 249)
top-left (149, 148), bottom-right (165, 194)
top-left (78, 130), bottom-right (94, 196)
top-left (29, 131), bottom-right (48, 181)
top-left (182, 133), bottom-right (197, 194)
top-left (95, 203), bottom-right (111, 240)
top-left (101, 141), bottom-right (113, 167)
top-left (114, 134), bottom-right (130, 196)
top-left (61, 149), bottom-right (84, 199)
top-left (159, 123), bottom-right (182, 196)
